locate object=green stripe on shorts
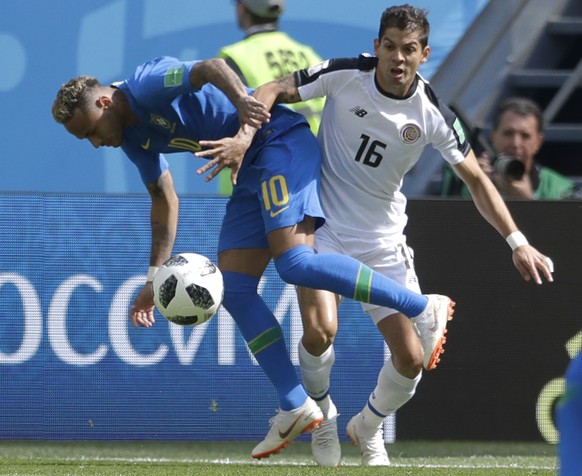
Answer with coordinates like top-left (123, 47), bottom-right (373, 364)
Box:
top-left (247, 326), bottom-right (284, 355)
top-left (353, 264), bottom-right (373, 303)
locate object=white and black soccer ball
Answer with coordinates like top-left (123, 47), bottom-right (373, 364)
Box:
top-left (152, 253), bottom-right (224, 326)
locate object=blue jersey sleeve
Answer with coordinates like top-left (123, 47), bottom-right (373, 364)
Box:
top-left (126, 56), bottom-right (199, 107)
top-left (122, 142), bottom-right (169, 185)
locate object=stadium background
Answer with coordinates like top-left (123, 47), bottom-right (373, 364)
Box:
top-left (1, 0), bottom-right (485, 194)
top-left (0, 0), bottom-right (577, 445)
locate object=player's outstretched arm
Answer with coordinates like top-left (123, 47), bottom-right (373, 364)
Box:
top-left (189, 58), bottom-right (270, 129)
top-left (130, 170), bottom-right (179, 328)
top-left (452, 150), bottom-right (554, 284)
top-left (253, 74), bottom-right (303, 109)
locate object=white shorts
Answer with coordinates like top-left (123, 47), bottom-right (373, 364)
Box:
top-left (315, 224), bottom-right (422, 325)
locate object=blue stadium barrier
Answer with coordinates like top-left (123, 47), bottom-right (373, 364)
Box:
top-left (1, 194), bottom-right (579, 442)
top-left (0, 193), bottom-right (383, 440)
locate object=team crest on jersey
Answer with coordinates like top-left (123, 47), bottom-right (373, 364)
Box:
top-left (150, 114), bottom-right (173, 130)
top-left (399, 123), bottom-right (421, 144)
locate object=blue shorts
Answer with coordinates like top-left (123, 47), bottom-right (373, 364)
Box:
top-left (218, 119), bottom-right (325, 253)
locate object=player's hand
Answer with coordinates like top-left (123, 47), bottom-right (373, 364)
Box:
top-left (512, 245), bottom-right (554, 285)
top-left (195, 125), bottom-right (256, 184)
top-left (130, 283), bottom-right (156, 328)
top-left (234, 95), bottom-right (270, 129)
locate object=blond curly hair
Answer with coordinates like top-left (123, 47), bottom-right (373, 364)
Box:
top-left (52, 76), bottom-right (102, 124)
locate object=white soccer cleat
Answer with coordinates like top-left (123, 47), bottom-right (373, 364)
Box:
top-left (412, 294), bottom-right (455, 370)
top-left (311, 398), bottom-right (341, 467)
top-left (251, 397), bottom-right (323, 459)
top-left (346, 413), bottom-right (390, 466)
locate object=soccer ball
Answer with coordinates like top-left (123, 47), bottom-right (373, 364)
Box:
top-left (152, 253), bottom-right (224, 326)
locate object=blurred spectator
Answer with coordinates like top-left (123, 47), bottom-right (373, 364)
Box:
top-left (217, 0), bottom-right (325, 195)
top-left (442, 97), bottom-right (574, 199)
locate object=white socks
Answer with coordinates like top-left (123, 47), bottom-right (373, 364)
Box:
top-left (298, 341), bottom-right (336, 419)
top-left (361, 358), bottom-right (421, 430)
top-left (298, 343), bottom-right (421, 428)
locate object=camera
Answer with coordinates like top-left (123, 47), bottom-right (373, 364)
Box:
top-left (492, 154), bottom-right (525, 181)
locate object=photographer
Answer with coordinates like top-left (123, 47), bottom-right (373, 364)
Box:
top-left (442, 97), bottom-right (574, 200)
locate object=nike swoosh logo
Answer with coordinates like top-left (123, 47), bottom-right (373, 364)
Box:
top-left (278, 413), bottom-right (304, 439)
top-left (141, 138), bottom-right (151, 150)
top-left (269, 206), bottom-right (290, 218)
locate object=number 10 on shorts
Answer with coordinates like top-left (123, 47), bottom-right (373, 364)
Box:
top-left (261, 175), bottom-right (289, 212)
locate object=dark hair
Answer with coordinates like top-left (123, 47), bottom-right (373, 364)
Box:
top-left (494, 97), bottom-right (544, 133)
top-left (378, 4), bottom-right (430, 47)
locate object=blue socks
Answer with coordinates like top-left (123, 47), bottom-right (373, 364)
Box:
top-left (221, 271), bottom-right (307, 411)
top-left (274, 244), bottom-right (428, 317)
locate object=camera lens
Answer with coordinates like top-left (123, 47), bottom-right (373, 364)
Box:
top-left (493, 155), bottom-right (525, 181)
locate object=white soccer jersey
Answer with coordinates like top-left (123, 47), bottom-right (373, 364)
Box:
top-left (296, 56), bottom-right (470, 243)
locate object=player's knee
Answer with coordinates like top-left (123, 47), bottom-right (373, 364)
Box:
top-left (221, 271), bottom-right (259, 310)
top-left (302, 325), bottom-right (336, 355)
top-left (393, 349), bottom-right (423, 377)
top-left (274, 244), bottom-right (315, 285)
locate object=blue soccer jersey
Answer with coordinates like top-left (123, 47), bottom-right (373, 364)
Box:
top-left (116, 56), bottom-right (324, 250)
top-left (116, 56), bottom-right (251, 184)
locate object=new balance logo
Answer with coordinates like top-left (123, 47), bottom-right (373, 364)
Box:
top-left (349, 106), bottom-right (368, 118)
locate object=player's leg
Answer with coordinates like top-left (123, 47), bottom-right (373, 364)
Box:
top-left (297, 286), bottom-right (341, 467)
top-left (267, 220), bottom-right (453, 466)
top-left (219, 247), bottom-right (307, 409)
top-left (269, 223), bottom-right (454, 352)
top-left (344, 243), bottom-right (421, 466)
top-left (298, 287), bottom-right (339, 404)
top-left (347, 313), bottom-right (422, 466)
top-left (218, 190), bottom-right (322, 460)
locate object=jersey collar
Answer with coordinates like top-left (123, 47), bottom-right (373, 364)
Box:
top-left (374, 73), bottom-right (419, 100)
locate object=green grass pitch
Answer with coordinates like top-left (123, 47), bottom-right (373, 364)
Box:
top-left (0, 440), bottom-right (557, 475)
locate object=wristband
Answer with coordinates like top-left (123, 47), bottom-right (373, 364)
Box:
top-left (146, 266), bottom-right (159, 283)
top-left (506, 231), bottom-right (529, 251)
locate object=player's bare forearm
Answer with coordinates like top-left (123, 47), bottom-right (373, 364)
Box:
top-left (254, 75), bottom-right (302, 109)
top-left (467, 175), bottom-right (517, 237)
top-left (190, 58), bottom-right (247, 103)
top-left (147, 171), bottom-right (179, 266)
top-left (455, 152), bottom-right (553, 284)
top-left (131, 173), bottom-right (177, 328)
top-left (150, 213), bottom-right (176, 265)
top-left (454, 152), bottom-right (517, 237)
top-left (190, 59), bottom-right (269, 127)
top-left (275, 74), bottom-right (303, 103)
